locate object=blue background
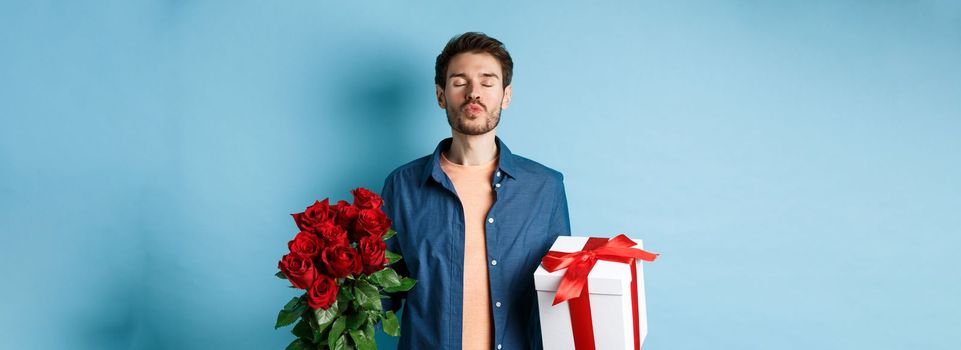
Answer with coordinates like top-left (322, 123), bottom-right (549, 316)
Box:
top-left (2, 1), bottom-right (959, 349)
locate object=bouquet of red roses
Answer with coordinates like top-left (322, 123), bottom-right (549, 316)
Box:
top-left (275, 188), bottom-right (415, 350)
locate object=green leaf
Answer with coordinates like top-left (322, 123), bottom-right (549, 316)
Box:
top-left (305, 311), bottom-right (323, 344)
top-left (331, 334), bottom-right (348, 350)
top-left (277, 295), bottom-right (308, 329)
top-left (364, 322), bottom-right (375, 342)
top-left (285, 338), bottom-right (309, 350)
top-left (349, 327), bottom-right (377, 350)
top-left (383, 228), bottom-right (396, 240)
top-left (382, 310), bottom-right (400, 337)
top-left (291, 319), bottom-right (312, 339)
top-left (276, 271), bottom-right (288, 279)
top-left (369, 268), bottom-right (402, 288)
top-left (385, 250), bottom-right (402, 265)
top-left (353, 280), bottom-right (382, 311)
top-left (328, 317), bottom-right (347, 349)
top-left (276, 308), bottom-right (301, 329)
top-left (338, 283), bottom-right (355, 302)
top-left (304, 315), bottom-right (318, 342)
top-left (346, 310), bottom-right (367, 331)
top-left (313, 326), bottom-right (325, 346)
top-left (383, 277), bottom-right (417, 293)
top-left (283, 296), bottom-right (303, 311)
top-left (313, 301), bottom-right (340, 335)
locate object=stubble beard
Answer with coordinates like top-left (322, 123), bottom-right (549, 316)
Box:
top-left (445, 99), bottom-right (502, 136)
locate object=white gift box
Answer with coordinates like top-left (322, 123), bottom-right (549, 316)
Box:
top-left (533, 236), bottom-right (649, 350)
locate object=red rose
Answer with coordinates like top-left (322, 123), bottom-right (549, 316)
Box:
top-left (321, 245), bottom-right (362, 278)
top-left (351, 188), bottom-right (384, 210)
top-left (358, 235), bottom-right (387, 275)
top-left (307, 273), bottom-right (338, 310)
top-left (278, 253), bottom-right (319, 290)
top-left (287, 231), bottom-right (323, 259)
top-left (351, 208), bottom-right (391, 241)
top-left (291, 199), bottom-right (335, 232)
top-left (314, 221), bottom-right (349, 247)
top-left (333, 200), bottom-right (360, 228)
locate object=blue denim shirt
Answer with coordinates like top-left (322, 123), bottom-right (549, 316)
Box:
top-left (380, 137), bottom-right (571, 350)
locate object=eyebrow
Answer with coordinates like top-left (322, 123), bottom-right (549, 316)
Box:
top-left (448, 72), bottom-right (501, 80)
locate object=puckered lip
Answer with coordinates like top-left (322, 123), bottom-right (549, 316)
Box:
top-left (464, 103), bottom-right (484, 112)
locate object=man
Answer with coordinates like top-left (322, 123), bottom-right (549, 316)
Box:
top-left (381, 32), bottom-right (571, 350)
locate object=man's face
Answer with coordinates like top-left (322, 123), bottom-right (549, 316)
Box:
top-left (436, 52), bottom-right (512, 136)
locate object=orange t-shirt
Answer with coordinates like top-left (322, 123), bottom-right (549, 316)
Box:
top-left (440, 151), bottom-right (497, 350)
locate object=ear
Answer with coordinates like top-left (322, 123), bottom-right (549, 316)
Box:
top-left (501, 84), bottom-right (512, 110)
top-left (435, 85), bottom-right (446, 109)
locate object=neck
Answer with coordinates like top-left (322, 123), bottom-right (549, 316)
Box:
top-left (445, 129), bottom-right (498, 166)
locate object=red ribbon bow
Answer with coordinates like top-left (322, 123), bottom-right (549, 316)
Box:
top-left (542, 234), bottom-right (659, 305)
top-left (541, 234), bottom-right (659, 350)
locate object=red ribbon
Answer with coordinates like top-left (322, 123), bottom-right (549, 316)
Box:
top-left (541, 235), bottom-right (659, 350)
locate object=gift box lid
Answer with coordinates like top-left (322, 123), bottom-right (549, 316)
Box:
top-left (533, 236), bottom-right (644, 296)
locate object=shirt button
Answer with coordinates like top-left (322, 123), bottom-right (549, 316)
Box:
top-left (497, 344), bottom-right (502, 349)
top-left (491, 259), bottom-right (497, 266)
top-left (496, 171), bottom-right (501, 177)
top-left (488, 217), bottom-right (494, 224)
top-left (495, 301), bottom-right (502, 308)
top-left (494, 183), bottom-right (501, 188)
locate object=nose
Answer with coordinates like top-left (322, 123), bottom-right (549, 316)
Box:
top-left (466, 84), bottom-right (481, 101)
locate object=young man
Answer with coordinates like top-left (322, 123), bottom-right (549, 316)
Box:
top-left (381, 32), bottom-right (571, 350)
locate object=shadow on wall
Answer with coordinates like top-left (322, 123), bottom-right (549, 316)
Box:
top-left (302, 42), bottom-right (425, 198)
top-left (297, 41), bottom-right (424, 348)
top-left (122, 39), bottom-right (428, 349)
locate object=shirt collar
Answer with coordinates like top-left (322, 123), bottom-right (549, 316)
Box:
top-left (421, 136), bottom-right (518, 185)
